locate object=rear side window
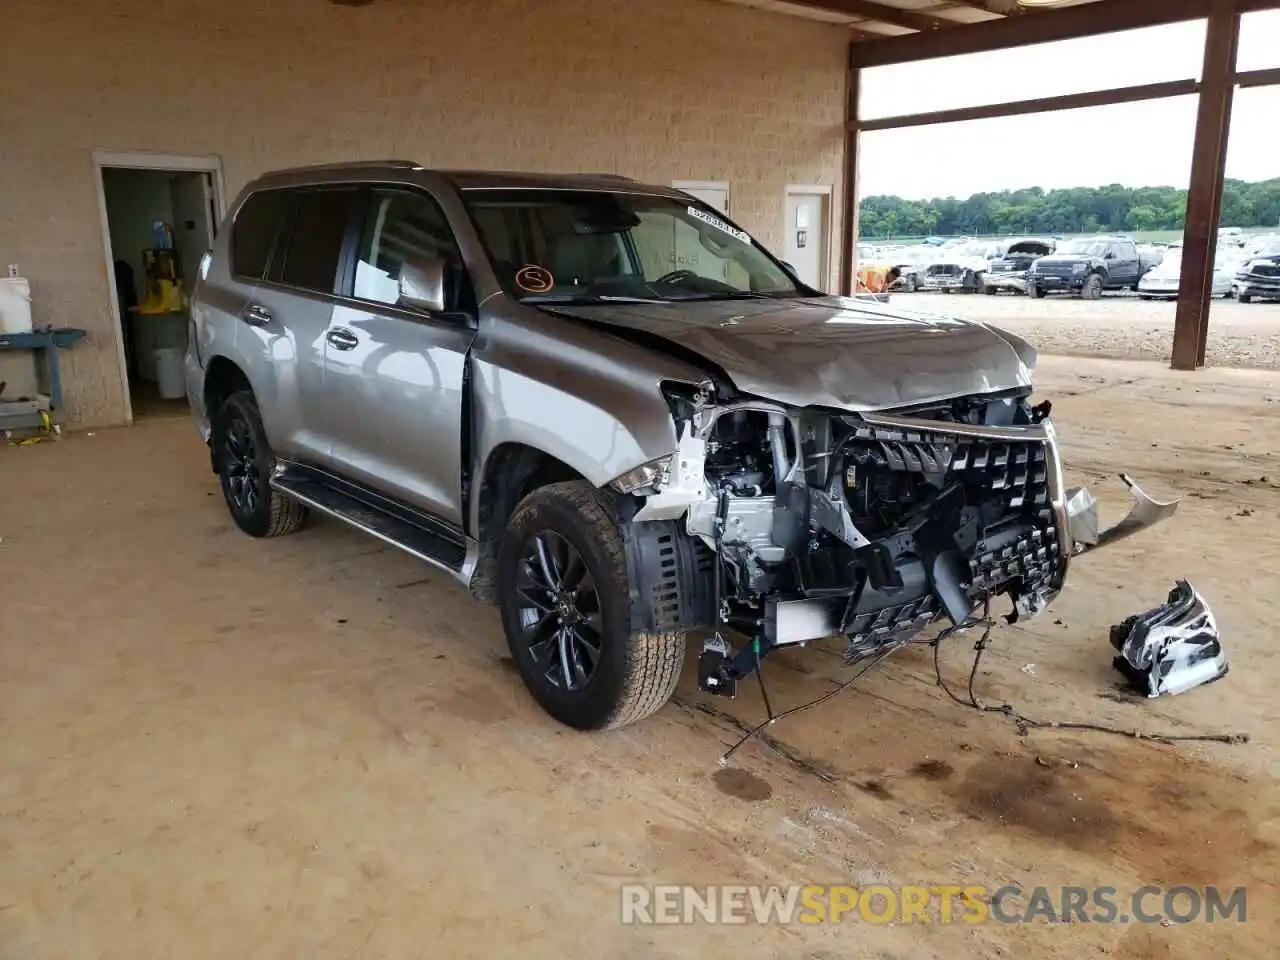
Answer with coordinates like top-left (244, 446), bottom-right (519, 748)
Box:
top-left (278, 188), bottom-right (359, 294)
top-left (231, 189), bottom-right (291, 280)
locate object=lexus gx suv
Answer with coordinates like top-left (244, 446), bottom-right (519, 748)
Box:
top-left (186, 161), bottom-right (1176, 731)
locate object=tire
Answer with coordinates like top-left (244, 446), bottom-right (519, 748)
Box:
top-left (1239, 292), bottom-right (1253, 304)
top-left (903, 274), bottom-right (918, 293)
top-left (1029, 284), bottom-right (1046, 299)
top-left (984, 285), bottom-right (997, 295)
top-left (497, 480), bottom-right (686, 731)
top-left (215, 390), bottom-right (308, 538)
top-left (1080, 273), bottom-right (1104, 300)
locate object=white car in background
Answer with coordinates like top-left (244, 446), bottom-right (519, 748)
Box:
top-left (1137, 246), bottom-right (1237, 299)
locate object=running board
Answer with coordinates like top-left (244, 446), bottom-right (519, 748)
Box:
top-left (271, 464), bottom-right (472, 577)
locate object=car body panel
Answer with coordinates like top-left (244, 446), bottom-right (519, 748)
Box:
top-left (542, 296), bottom-right (1036, 412)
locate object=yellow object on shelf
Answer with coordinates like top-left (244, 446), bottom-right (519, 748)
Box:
top-left (135, 277), bottom-right (187, 315)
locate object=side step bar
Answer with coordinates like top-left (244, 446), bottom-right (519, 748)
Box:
top-left (271, 463), bottom-right (473, 578)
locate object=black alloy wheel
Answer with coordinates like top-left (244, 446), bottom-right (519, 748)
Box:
top-left (223, 413), bottom-right (262, 517)
top-left (514, 530), bottom-right (603, 692)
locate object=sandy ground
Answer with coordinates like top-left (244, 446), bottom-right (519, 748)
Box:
top-left (2, 355), bottom-right (1279, 958)
top-left (905, 292), bottom-right (1280, 369)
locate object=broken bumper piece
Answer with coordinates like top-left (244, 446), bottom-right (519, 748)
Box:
top-left (1110, 580), bottom-right (1228, 697)
top-left (1064, 473), bottom-right (1179, 554)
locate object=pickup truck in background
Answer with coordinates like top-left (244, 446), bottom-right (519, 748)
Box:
top-left (1025, 236), bottom-right (1157, 300)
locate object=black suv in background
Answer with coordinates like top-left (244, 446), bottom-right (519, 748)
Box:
top-left (1026, 236), bottom-right (1153, 299)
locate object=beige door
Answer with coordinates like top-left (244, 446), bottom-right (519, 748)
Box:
top-left (784, 190), bottom-right (830, 291)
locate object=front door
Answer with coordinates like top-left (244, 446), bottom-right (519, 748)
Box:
top-left (784, 191), bottom-right (830, 291)
top-left (322, 188), bottom-right (476, 527)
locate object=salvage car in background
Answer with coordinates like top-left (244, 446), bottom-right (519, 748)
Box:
top-left (1137, 246), bottom-right (1236, 299)
top-left (1026, 236), bottom-right (1156, 299)
top-left (1234, 240), bottom-right (1280, 303)
top-left (982, 238), bottom-right (1055, 295)
top-left (920, 240), bottom-right (1007, 293)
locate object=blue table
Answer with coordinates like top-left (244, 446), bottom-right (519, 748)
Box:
top-left (0, 327), bottom-right (87, 413)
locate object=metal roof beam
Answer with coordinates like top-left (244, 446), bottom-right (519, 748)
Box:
top-left (784, 0), bottom-right (954, 31)
top-left (851, 0), bottom-right (1213, 66)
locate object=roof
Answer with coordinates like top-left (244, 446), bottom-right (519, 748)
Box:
top-left (244, 163), bottom-right (686, 198)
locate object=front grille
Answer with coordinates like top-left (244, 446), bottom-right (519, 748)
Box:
top-left (969, 525), bottom-right (1060, 594)
top-left (928, 264), bottom-right (961, 276)
top-left (1035, 262), bottom-right (1076, 278)
top-left (951, 439), bottom-right (1051, 514)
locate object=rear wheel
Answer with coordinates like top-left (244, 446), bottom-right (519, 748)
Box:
top-left (215, 391), bottom-right (308, 538)
top-left (497, 481), bottom-right (685, 730)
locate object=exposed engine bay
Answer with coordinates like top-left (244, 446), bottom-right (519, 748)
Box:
top-left (626, 381), bottom-right (1179, 697)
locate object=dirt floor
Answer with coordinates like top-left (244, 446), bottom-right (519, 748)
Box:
top-left (907, 292), bottom-right (1280, 369)
top-left (2, 355), bottom-right (1278, 958)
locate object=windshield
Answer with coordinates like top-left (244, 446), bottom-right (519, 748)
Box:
top-left (1258, 242), bottom-right (1280, 259)
top-left (462, 189), bottom-right (804, 302)
top-left (1058, 238), bottom-right (1109, 256)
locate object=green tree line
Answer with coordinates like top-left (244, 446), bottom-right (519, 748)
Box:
top-left (857, 178), bottom-right (1280, 239)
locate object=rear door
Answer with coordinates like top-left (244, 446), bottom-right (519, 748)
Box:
top-left (1110, 240), bottom-right (1140, 287)
top-left (246, 186), bottom-right (361, 466)
top-left (322, 187), bottom-right (477, 526)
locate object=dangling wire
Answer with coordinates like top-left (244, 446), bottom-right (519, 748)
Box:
top-left (931, 597), bottom-right (1249, 746)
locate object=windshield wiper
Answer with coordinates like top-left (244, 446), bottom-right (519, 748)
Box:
top-left (520, 293), bottom-right (666, 305)
top-left (670, 290), bottom-right (785, 301)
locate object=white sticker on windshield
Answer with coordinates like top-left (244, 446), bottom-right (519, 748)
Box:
top-left (688, 206), bottom-right (752, 245)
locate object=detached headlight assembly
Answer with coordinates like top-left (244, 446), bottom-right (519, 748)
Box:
top-left (609, 455), bottom-right (673, 494)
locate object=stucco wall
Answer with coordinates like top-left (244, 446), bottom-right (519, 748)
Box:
top-left (0, 0), bottom-right (848, 427)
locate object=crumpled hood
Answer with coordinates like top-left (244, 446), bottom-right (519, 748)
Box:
top-left (543, 295), bottom-right (1036, 412)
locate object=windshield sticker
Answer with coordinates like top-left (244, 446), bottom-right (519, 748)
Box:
top-left (687, 206), bottom-right (752, 245)
top-left (514, 264), bottom-right (555, 293)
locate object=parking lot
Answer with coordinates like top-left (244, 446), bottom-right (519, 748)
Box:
top-left (3, 351), bottom-right (1277, 958)
top-left (905, 291), bottom-right (1280, 369)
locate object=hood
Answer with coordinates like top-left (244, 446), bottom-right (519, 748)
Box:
top-left (541, 295), bottom-right (1035, 412)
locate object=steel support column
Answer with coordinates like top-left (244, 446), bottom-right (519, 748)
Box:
top-left (1172, 0), bottom-right (1241, 370)
top-left (839, 47), bottom-right (861, 296)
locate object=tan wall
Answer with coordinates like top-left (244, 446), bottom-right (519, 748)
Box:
top-left (0, 0), bottom-right (848, 427)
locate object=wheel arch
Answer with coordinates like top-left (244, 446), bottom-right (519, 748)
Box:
top-left (203, 355), bottom-right (254, 473)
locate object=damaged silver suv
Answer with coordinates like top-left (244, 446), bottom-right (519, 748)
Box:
top-left (186, 161), bottom-right (1177, 730)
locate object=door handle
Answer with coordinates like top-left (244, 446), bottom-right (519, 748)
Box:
top-left (241, 302), bottom-right (272, 327)
top-left (325, 327), bottom-right (360, 351)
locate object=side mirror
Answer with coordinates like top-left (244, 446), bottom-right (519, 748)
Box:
top-left (1104, 251), bottom-right (1116, 260)
top-left (780, 260), bottom-right (799, 276)
top-left (399, 255), bottom-right (447, 312)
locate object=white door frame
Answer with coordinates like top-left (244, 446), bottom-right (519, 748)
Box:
top-left (672, 180), bottom-right (731, 212)
top-left (783, 184), bottom-right (834, 291)
top-left (92, 149), bottom-right (227, 424)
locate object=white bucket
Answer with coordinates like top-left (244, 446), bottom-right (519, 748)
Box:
top-left (154, 347), bottom-right (186, 400)
top-left (0, 278), bottom-right (33, 334)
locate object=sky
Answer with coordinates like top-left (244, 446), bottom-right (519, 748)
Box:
top-left (857, 10), bottom-right (1280, 200)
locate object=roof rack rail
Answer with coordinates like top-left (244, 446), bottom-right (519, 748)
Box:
top-left (276, 159), bottom-right (422, 173)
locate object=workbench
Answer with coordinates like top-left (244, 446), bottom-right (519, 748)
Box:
top-left (0, 327), bottom-right (87, 432)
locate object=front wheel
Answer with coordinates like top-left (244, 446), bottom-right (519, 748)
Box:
top-left (215, 391), bottom-right (308, 538)
top-left (1239, 291), bottom-right (1253, 303)
top-left (1028, 284), bottom-right (1046, 299)
top-left (1080, 273), bottom-right (1104, 300)
top-left (497, 481), bottom-right (686, 730)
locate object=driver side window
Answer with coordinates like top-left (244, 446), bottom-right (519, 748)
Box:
top-left (352, 190), bottom-right (471, 313)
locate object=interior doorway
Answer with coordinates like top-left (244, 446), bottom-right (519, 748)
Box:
top-left (94, 151), bottom-right (224, 422)
top-left (783, 186), bottom-right (832, 292)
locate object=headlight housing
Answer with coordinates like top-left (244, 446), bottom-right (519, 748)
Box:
top-left (1072, 262), bottom-right (1088, 274)
top-left (609, 455), bottom-right (673, 494)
